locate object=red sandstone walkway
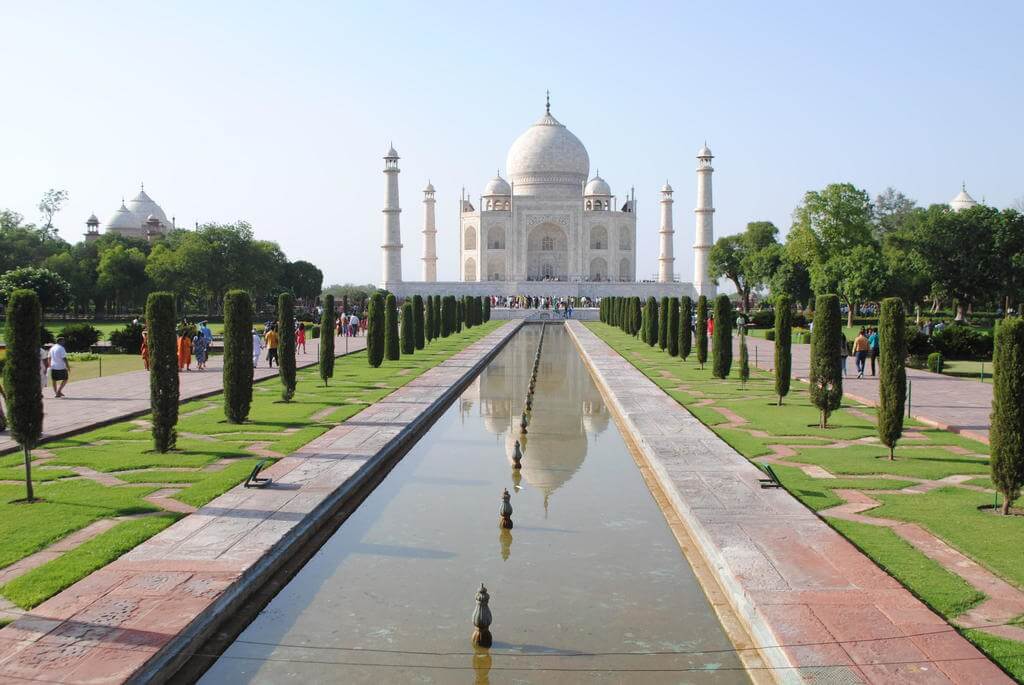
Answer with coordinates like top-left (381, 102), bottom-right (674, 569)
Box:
top-left (0, 335), bottom-right (366, 454)
top-left (742, 336), bottom-right (993, 443)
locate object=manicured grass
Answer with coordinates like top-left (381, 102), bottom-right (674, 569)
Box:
top-left (829, 518), bottom-right (985, 617)
top-left (770, 464), bottom-right (915, 511)
top-left (940, 359), bottom-right (993, 384)
top-left (962, 630), bottom-right (1024, 682)
top-left (173, 459), bottom-right (262, 508)
top-left (1, 515), bottom-right (179, 609)
top-left (50, 354), bottom-right (146, 383)
top-left (787, 445), bottom-right (990, 480)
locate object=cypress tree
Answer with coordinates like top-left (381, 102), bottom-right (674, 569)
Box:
top-left (433, 295), bottom-right (442, 339)
top-left (991, 317), bottom-right (1024, 514)
top-left (279, 292), bottom-right (297, 401)
top-left (401, 300), bottom-right (415, 355)
top-left (3, 289), bottom-right (43, 501)
top-left (809, 293), bottom-right (843, 428)
top-left (640, 301), bottom-right (650, 343)
top-left (440, 296), bottom-right (451, 337)
top-left (878, 297), bottom-right (907, 460)
top-left (146, 291), bottom-right (179, 453)
top-left (413, 295), bottom-right (425, 349)
top-left (658, 296), bottom-right (669, 350)
top-left (319, 293), bottom-right (336, 386)
top-left (667, 297), bottom-right (680, 357)
top-left (483, 296), bottom-right (491, 322)
top-left (680, 296), bottom-right (693, 360)
top-left (711, 294), bottom-right (733, 379)
top-left (696, 295), bottom-right (708, 369)
top-left (739, 332), bottom-right (750, 385)
top-left (385, 293), bottom-right (400, 360)
top-left (367, 292), bottom-right (385, 366)
top-left (645, 297), bottom-right (658, 347)
top-left (456, 298), bottom-right (463, 333)
top-left (774, 295), bottom-right (792, 405)
top-left (425, 295), bottom-right (435, 343)
top-left (632, 297), bottom-right (642, 337)
top-left (462, 296), bottom-right (472, 328)
top-left (224, 289), bottom-right (255, 419)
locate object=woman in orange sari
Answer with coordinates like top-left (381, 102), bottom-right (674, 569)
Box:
top-left (177, 330), bottom-right (192, 371)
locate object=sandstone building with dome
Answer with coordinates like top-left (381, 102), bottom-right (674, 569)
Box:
top-left (382, 96), bottom-right (717, 300)
top-left (84, 184), bottom-right (175, 242)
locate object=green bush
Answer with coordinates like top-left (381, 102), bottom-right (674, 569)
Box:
top-left (679, 296), bottom-right (692, 360)
top-left (223, 290), bottom-right (254, 422)
top-left (764, 329), bottom-right (775, 341)
top-left (711, 294), bottom-right (733, 379)
top-left (800, 331), bottom-right (812, 344)
top-left (108, 323), bottom-right (144, 353)
top-left (696, 295), bottom-right (708, 369)
top-left (749, 310), bottom-right (775, 328)
top-left (667, 297), bottom-right (680, 357)
top-left (309, 324), bottom-right (320, 339)
top-left (413, 295), bottom-right (425, 350)
top-left (932, 325), bottom-right (993, 360)
top-left (278, 292), bottom-right (297, 401)
top-left (809, 294), bottom-right (843, 428)
top-left (774, 295), bottom-right (792, 405)
top-left (58, 323), bottom-right (101, 352)
top-left (658, 296), bottom-right (669, 350)
top-left (990, 318), bottom-right (1024, 514)
top-left (319, 294), bottom-right (335, 386)
top-left (878, 298), bottom-right (907, 460)
top-left (906, 329), bottom-right (932, 358)
top-left (385, 293), bottom-right (400, 360)
top-left (401, 300), bottom-right (415, 355)
top-left (146, 292), bottom-right (179, 452)
top-left (3, 289), bottom-right (43, 501)
top-left (927, 352), bottom-right (944, 373)
top-left (367, 292), bottom-right (385, 367)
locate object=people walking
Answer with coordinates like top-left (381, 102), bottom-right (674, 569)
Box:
top-left (177, 328), bottom-right (193, 372)
top-left (839, 334), bottom-right (850, 377)
top-left (251, 329), bottom-right (263, 370)
top-left (265, 324), bottom-right (279, 368)
top-left (192, 329), bottom-right (209, 371)
top-left (49, 336), bottom-right (70, 398)
top-left (868, 327), bottom-right (880, 376)
top-left (852, 329), bottom-right (870, 379)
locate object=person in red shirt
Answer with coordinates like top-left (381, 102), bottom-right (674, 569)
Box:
top-left (707, 315), bottom-right (715, 336)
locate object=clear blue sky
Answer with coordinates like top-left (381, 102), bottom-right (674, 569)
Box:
top-left (2, 1), bottom-right (1021, 285)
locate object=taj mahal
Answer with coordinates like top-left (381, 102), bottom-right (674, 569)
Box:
top-left (382, 95), bottom-right (717, 301)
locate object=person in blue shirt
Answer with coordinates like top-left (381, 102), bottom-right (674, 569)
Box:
top-left (868, 327), bottom-right (880, 376)
top-left (199, 321), bottom-right (213, 344)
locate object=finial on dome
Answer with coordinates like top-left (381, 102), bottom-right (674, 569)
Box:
top-left (962, 181), bottom-right (966, 191)
top-left (545, 89), bottom-right (550, 114)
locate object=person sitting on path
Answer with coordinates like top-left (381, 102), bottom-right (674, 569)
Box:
top-left (265, 324), bottom-right (279, 368)
top-left (177, 328), bottom-right (193, 372)
top-left (49, 337), bottom-right (70, 398)
top-left (852, 329), bottom-right (870, 379)
top-left (868, 327), bottom-right (880, 376)
top-left (296, 322), bottom-right (307, 354)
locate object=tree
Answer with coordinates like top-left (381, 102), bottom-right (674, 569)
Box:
top-left (425, 295), bottom-right (435, 343)
top-left (440, 296), bottom-right (451, 338)
top-left (809, 294), bottom-right (843, 428)
top-left (679, 296), bottom-right (692, 360)
top-left (993, 209), bottom-right (1024, 315)
top-left (696, 295), bottom-right (708, 369)
top-left (873, 187), bottom-right (917, 237)
top-left (97, 244), bottom-right (149, 313)
top-left (3, 290), bottom-right (43, 501)
top-left (413, 295), bottom-right (426, 349)
top-left (367, 292), bottom-right (385, 367)
top-left (483, 297), bottom-right (491, 322)
top-left (319, 293), bottom-right (336, 386)
top-left (658, 296), bottom-right (669, 350)
top-left (38, 188), bottom-right (69, 231)
top-left (278, 292), bottom-right (297, 401)
top-left (0, 211), bottom-right (69, 274)
top-left (990, 318), bottom-right (1024, 514)
top-left (787, 183), bottom-right (876, 267)
top-left (877, 298), bottom-right (907, 460)
top-left (645, 297), bottom-right (658, 347)
top-left (774, 295), bottom-right (792, 405)
top-left (738, 332), bottom-right (750, 385)
top-left (667, 297), bottom-right (680, 357)
top-left (224, 290), bottom-right (254, 421)
top-left (0, 267), bottom-right (71, 312)
top-left (385, 293), bottom-right (400, 360)
top-left (769, 255), bottom-right (812, 310)
top-left (711, 294), bottom-right (733, 379)
top-left (811, 244), bottom-right (888, 327)
top-left (708, 222), bottom-right (781, 312)
top-left (401, 300), bottom-right (415, 355)
top-left (433, 296), bottom-right (442, 339)
top-left (631, 297), bottom-right (641, 338)
top-left (283, 260), bottom-right (324, 306)
top-left (146, 292), bottom-right (179, 452)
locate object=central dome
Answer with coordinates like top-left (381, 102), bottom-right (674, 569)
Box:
top-left (506, 109), bottom-right (589, 197)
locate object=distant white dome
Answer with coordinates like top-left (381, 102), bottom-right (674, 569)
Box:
top-left (661, 182), bottom-right (673, 193)
top-left (697, 143), bottom-right (713, 158)
top-left (385, 145), bottom-right (399, 158)
top-left (105, 203), bottom-right (141, 232)
top-left (949, 184), bottom-right (978, 212)
top-left (126, 187), bottom-right (169, 227)
top-left (483, 173), bottom-right (511, 196)
top-left (584, 174), bottom-right (611, 197)
top-left (424, 181), bottom-right (435, 193)
top-left (86, 213), bottom-right (100, 225)
top-left (506, 106), bottom-right (589, 198)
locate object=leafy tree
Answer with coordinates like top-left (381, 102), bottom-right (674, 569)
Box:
top-left (711, 294), bottom-right (733, 379)
top-left (425, 295), bottom-right (435, 342)
top-left (873, 187), bottom-right (917, 237)
top-left (0, 267), bottom-right (71, 311)
top-left (645, 297), bottom-right (658, 347)
top-left (413, 295), bottom-right (426, 349)
top-left (809, 294), bottom-right (843, 428)
top-left (990, 318), bottom-right (1024, 514)
top-left (224, 290), bottom-right (254, 421)
top-left (0, 210), bottom-right (69, 274)
top-left (877, 298), bottom-right (907, 460)
top-left (385, 293), bottom-right (400, 360)
top-left (278, 292), bottom-right (297, 401)
top-left (3, 290), bottom-right (43, 501)
top-left (679, 296), bottom-right (692, 360)
top-left (283, 260), bottom-right (324, 305)
top-left (774, 295), bottom-right (792, 405)
top-left (708, 221), bottom-right (781, 312)
top-left (667, 297), bottom-right (680, 357)
top-left (37, 189), bottom-right (69, 230)
top-left (811, 244), bottom-right (888, 327)
top-left (319, 293), bottom-right (335, 386)
top-left (787, 183), bottom-right (876, 267)
top-left (769, 255), bottom-right (812, 309)
top-left (400, 300), bottom-right (415, 355)
top-left (322, 283), bottom-right (377, 310)
top-left (367, 292), bottom-right (385, 367)
top-left (146, 292), bottom-right (179, 452)
top-left (993, 209), bottom-right (1024, 315)
top-left (696, 295), bottom-right (708, 369)
top-left (97, 244), bottom-right (149, 313)
top-left (658, 296), bottom-right (669, 350)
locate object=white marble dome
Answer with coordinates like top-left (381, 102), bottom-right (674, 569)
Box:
top-left (698, 143), bottom-right (713, 158)
top-left (126, 188), bottom-right (169, 226)
top-left (584, 174), bottom-right (611, 196)
top-left (949, 184), bottom-right (978, 212)
top-left (506, 110), bottom-right (589, 197)
top-left (105, 203), bottom-right (141, 232)
top-left (483, 173), bottom-right (511, 196)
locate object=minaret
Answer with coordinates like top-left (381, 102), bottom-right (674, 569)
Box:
top-left (381, 144), bottom-right (403, 286)
top-left (422, 181), bottom-right (437, 281)
top-left (694, 143), bottom-right (716, 297)
top-left (657, 182), bottom-right (674, 283)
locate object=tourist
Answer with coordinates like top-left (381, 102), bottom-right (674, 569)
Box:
top-left (177, 328), bottom-right (193, 372)
top-left (49, 336), bottom-right (70, 398)
top-left (868, 327), bottom-right (880, 376)
top-left (39, 344), bottom-right (49, 390)
top-left (199, 321), bottom-right (213, 345)
top-left (296, 322), bottom-right (307, 354)
top-left (251, 329), bottom-right (263, 370)
top-left (839, 335), bottom-right (850, 377)
top-left (852, 329), bottom-right (870, 379)
top-left (350, 312), bottom-right (360, 337)
top-left (265, 324), bottom-right (279, 368)
top-left (192, 329), bottom-right (209, 371)
top-left (140, 331), bottom-right (149, 371)
top-left (707, 315), bottom-right (714, 337)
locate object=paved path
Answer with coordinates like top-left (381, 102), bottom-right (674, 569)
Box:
top-left (0, 322), bottom-right (520, 684)
top-left (742, 336), bottom-right (993, 443)
top-left (0, 335), bottom-right (366, 454)
top-left (568, 321), bottom-right (1008, 684)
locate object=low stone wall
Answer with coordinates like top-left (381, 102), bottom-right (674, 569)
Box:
top-left (385, 280), bottom-right (696, 299)
top-left (490, 307), bottom-right (599, 321)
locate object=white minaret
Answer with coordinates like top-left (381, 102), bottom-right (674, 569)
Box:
top-left (657, 181), bottom-right (674, 283)
top-left (381, 144), bottom-right (403, 286)
top-left (422, 181), bottom-right (437, 281)
top-left (693, 143), bottom-right (716, 297)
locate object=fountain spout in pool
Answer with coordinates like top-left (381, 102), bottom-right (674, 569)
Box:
top-left (471, 583), bottom-right (493, 647)
top-left (498, 488), bottom-right (514, 529)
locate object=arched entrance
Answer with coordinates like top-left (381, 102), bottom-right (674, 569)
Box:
top-left (619, 258), bottom-right (632, 281)
top-left (527, 223), bottom-right (568, 280)
top-left (464, 257), bottom-right (477, 282)
top-left (589, 257), bottom-right (607, 281)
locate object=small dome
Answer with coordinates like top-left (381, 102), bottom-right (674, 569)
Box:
top-left (584, 174), bottom-right (611, 197)
top-left (146, 214), bottom-right (160, 224)
top-left (949, 184), bottom-right (978, 212)
top-left (661, 181), bottom-right (673, 193)
top-left (697, 143), bottom-right (713, 158)
top-left (424, 181), bottom-right (435, 193)
top-left (105, 203), bottom-right (141, 232)
top-left (86, 213), bottom-right (99, 225)
top-left (385, 145), bottom-right (399, 158)
top-left (483, 173), bottom-right (511, 196)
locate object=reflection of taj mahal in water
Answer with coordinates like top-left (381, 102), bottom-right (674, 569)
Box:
top-left (382, 94), bottom-right (717, 301)
top-left (462, 326), bottom-right (608, 509)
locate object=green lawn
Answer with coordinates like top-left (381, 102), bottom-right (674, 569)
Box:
top-left (940, 359), bottom-right (994, 384)
top-left (0, 321), bottom-right (501, 609)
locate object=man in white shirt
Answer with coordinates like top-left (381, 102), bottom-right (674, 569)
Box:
top-left (349, 313), bottom-right (359, 337)
top-left (49, 337), bottom-right (71, 398)
top-left (251, 329), bottom-right (263, 371)
top-left (39, 346), bottom-right (50, 389)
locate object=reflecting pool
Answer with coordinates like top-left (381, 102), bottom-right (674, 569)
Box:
top-left (200, 325), bottom-right (748, 683)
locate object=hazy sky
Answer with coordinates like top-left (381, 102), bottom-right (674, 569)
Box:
top-left (2, 1), bottom-right (1021, 286)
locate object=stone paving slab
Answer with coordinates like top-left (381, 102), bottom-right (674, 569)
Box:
top-left (0, 322), bottom-right (521, 684)
top-left (0, 335), bottom-right (367, 454)
top-left (566, 321), bottom-right (1008, 685)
